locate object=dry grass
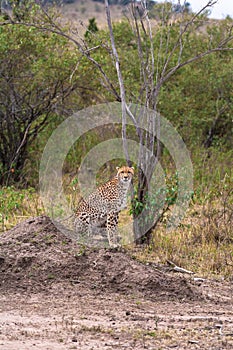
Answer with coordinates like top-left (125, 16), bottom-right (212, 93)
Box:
top-left (61, 0), bottom-right (124, 32)
top-left (1, 177), bottom-right (232, 279)
top-left (0, 187), bottom-right (44, 232)
top-left (132, 201), bottom-right (233, 279)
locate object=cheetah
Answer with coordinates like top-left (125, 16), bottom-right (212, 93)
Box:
top-left (74, 166), bottom-right (134, 247)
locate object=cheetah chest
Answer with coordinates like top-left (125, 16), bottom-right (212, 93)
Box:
top-left (88, 185), bottom-right (128, 215)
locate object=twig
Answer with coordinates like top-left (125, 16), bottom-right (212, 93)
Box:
top-left (167, 260), bottom-right (194, 274)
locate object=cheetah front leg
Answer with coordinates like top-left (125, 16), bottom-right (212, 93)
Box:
top-left (106, 211), bottom-right (120, 248)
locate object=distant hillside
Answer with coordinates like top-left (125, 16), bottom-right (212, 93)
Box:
top-left (61, 0), bottom-right (126, 29)
top-left (60, 0), bottom-right (217, 33)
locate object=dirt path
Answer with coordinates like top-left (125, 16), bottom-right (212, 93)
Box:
top-left (0, 216), bottom-right (232, 349)
top-left (0, 281), bottom-right (233, 350)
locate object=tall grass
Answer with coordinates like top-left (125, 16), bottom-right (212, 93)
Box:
top-left (133, 149), bottom-right (233, 278)
top-left (0, 149), bottom-right (232, 278)
top-left (0, 187), bottom-right (44, 232)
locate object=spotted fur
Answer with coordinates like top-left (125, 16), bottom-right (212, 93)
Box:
top-left (74, 166), bottom-right (134, 247)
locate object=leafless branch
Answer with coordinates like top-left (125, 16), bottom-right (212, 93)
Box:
top-left (0, 19), bottom-right (121, 101)
top-left (157, 0), bottom-right (230, 86)
top-left (164, 45), bottom-right (233, 83)
top-left (167, 260), bottom-right (194, 274)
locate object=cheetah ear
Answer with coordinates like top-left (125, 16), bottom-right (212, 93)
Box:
top-left (130, 166), bottom-right (134, 170)
top-left (116, 166), bottom-right (120, 171)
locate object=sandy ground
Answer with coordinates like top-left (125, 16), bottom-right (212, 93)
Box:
top-left (0, 216), bottom-right (232, 349)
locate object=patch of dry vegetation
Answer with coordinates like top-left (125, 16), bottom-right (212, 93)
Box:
top-left (1, 175), bottom-right (232, 280)
top-left (61, 0), bottom-right (124, 30)
top-left (132, 194), bottom-right (233, 279)
top-left (0, 187), bottom-right (44, 232)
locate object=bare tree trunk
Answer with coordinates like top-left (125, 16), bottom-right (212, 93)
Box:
top-left (3, 0), bottom-right (233, 240)
top-left (105, 0), bottom-right (130, 164)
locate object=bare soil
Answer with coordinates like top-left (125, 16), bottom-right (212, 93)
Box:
top-left (0, 216), bottom-right (232, 349)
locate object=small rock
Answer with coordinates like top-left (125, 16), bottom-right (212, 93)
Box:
top-left (188, 340), bottom-right (199, 344)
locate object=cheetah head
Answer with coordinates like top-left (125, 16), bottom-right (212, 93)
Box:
top-left (116, 166), bottom-right (134, 184)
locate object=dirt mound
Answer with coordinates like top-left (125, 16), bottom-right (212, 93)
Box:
top-left (0, 216), bottom-right (198, 300)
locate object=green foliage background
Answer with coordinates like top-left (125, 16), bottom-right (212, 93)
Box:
top-left (0, 4), bottom-right (232, 273)
top-left (0, 7), bottom-right (232, 187)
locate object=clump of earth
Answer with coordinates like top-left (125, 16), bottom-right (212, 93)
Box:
top-left (0, 216), bottom-right (232, 350)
